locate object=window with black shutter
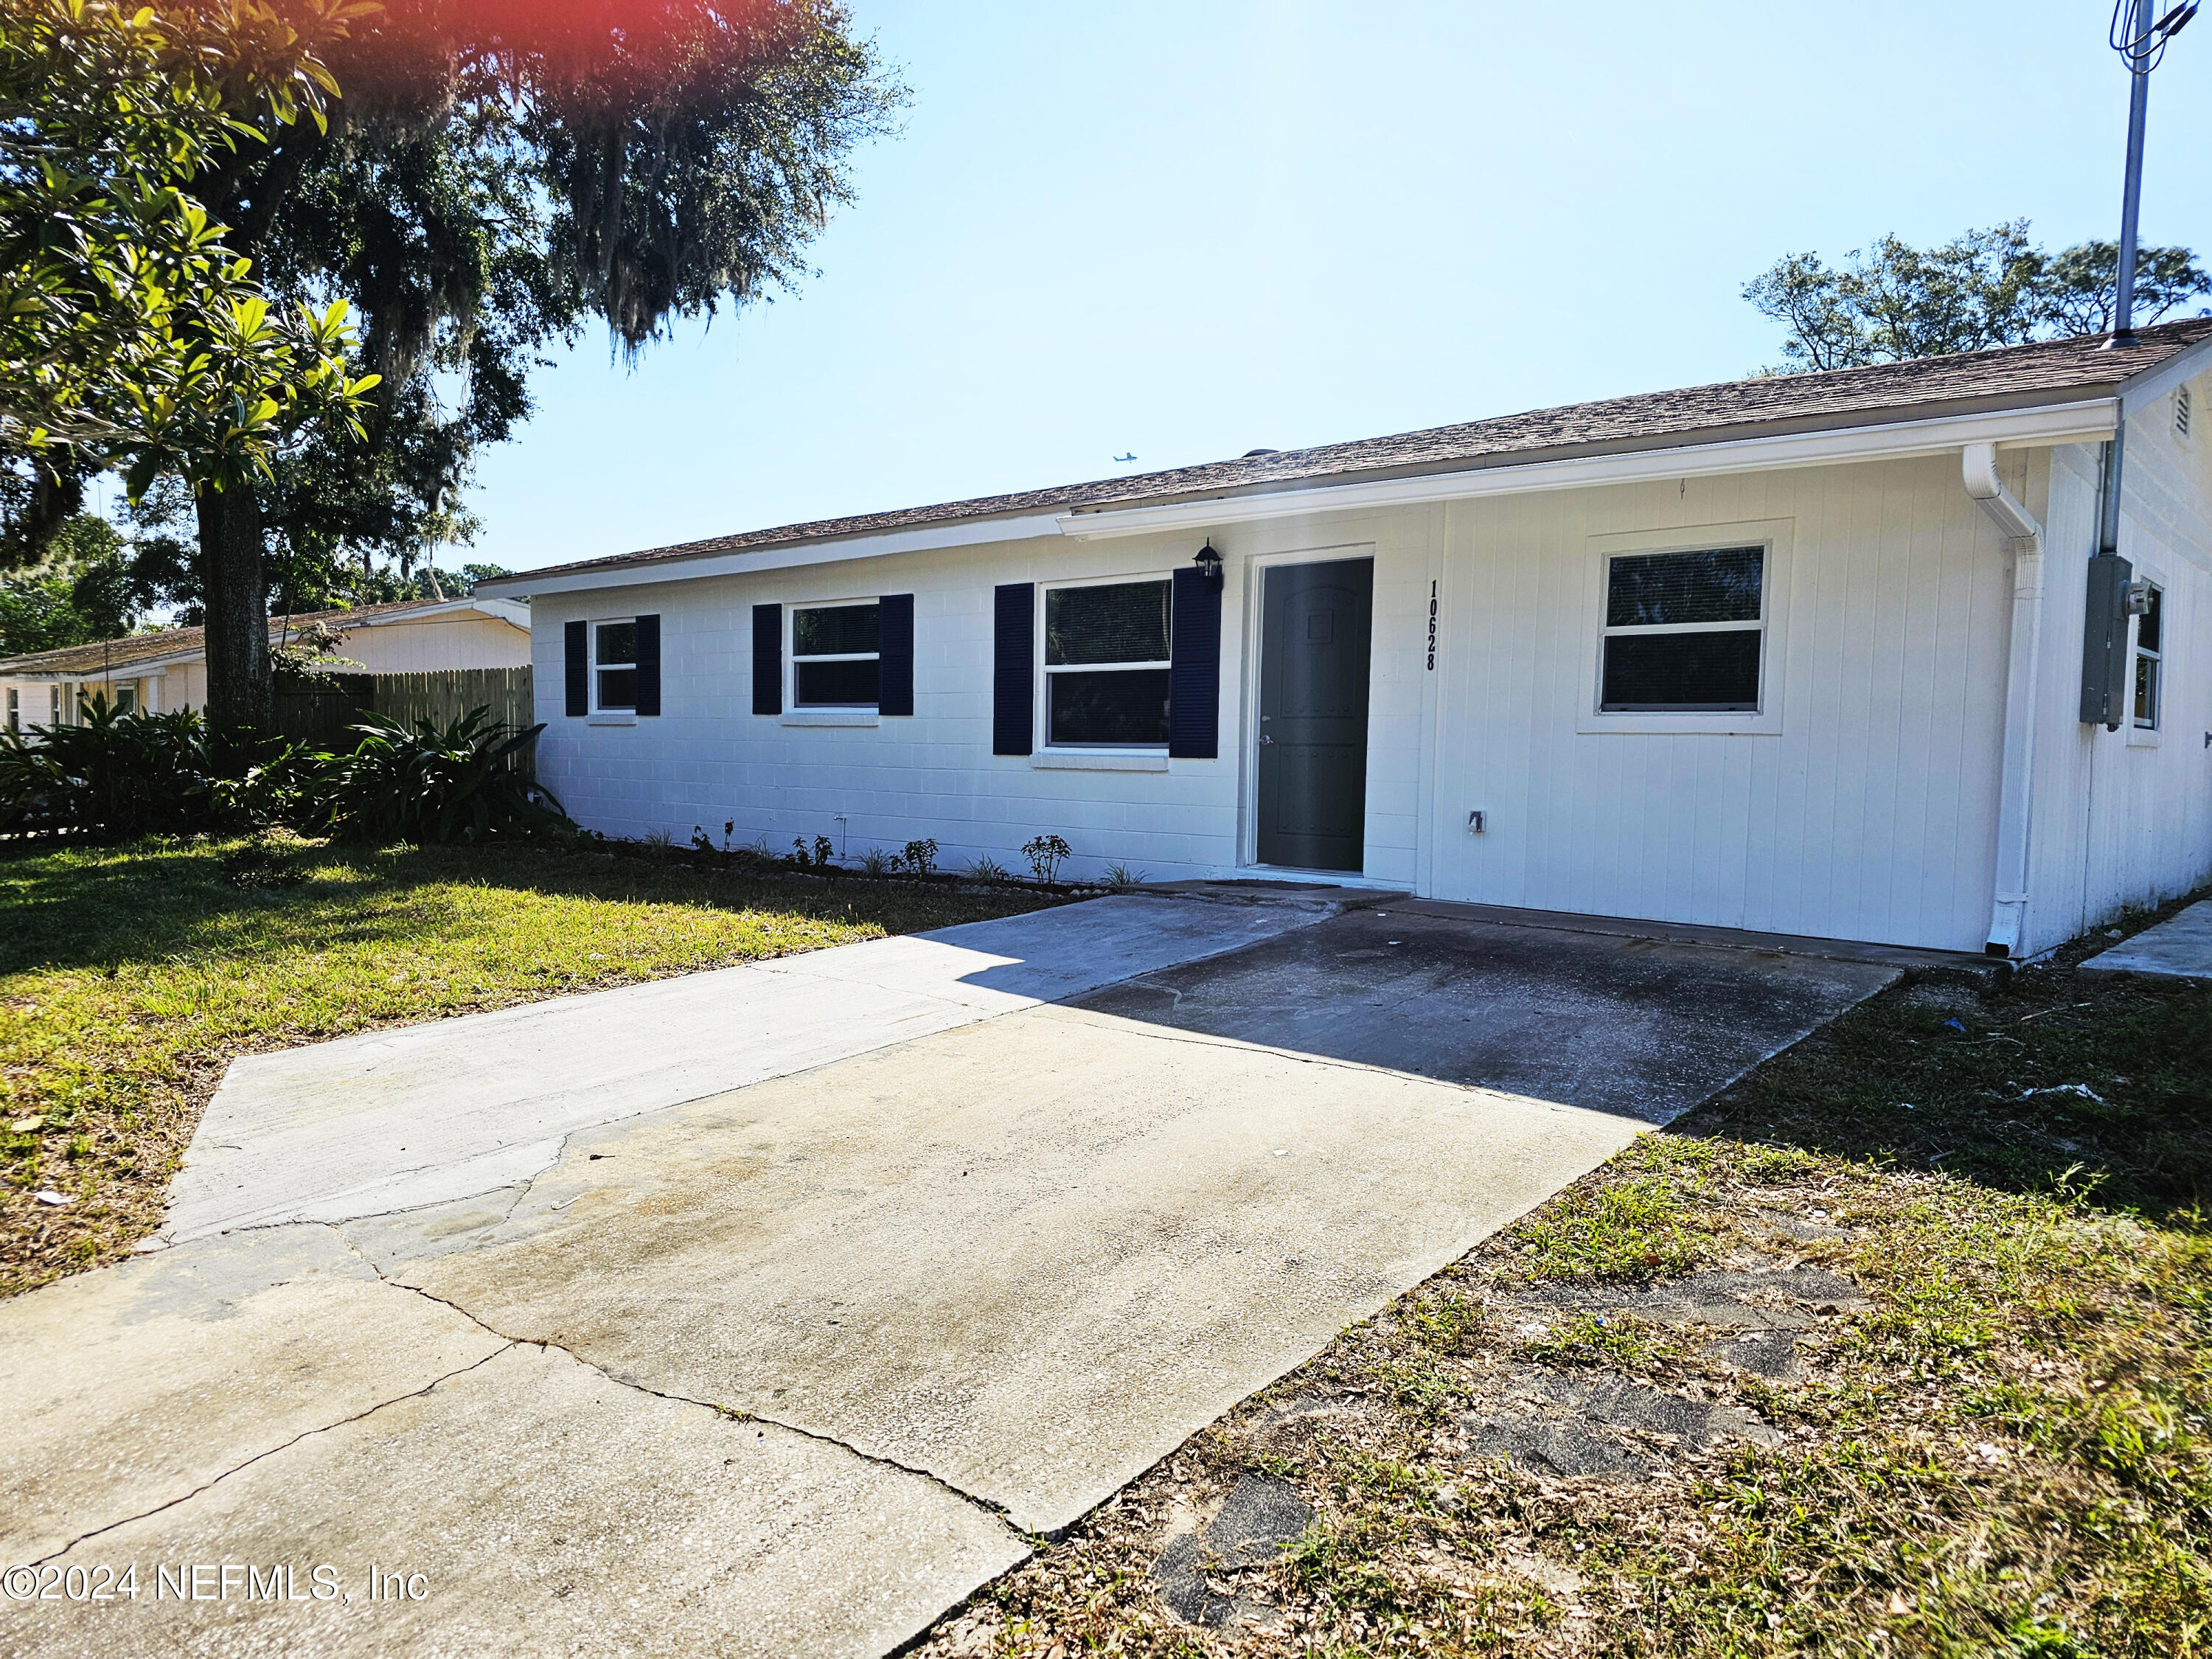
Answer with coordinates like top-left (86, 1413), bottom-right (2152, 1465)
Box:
top-left (790, 602), bottom-right (880, 709)
top-left (1042, 578), bottom-right (1172, 748)
top-left (593, 619), bottom-right (639, 711)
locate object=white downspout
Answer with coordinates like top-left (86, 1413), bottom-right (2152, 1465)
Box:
top-left (1964, 442), bottom-right (2045, 957)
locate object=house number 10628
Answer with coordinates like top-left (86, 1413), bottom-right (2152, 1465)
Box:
top-left (1426, 580), bottom-right (1438, 670)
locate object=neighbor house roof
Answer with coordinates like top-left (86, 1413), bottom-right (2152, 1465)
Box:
top-left (0, 594), bottom-right (527, 679)
top-left (478, 318), bottom-right (2212, 593)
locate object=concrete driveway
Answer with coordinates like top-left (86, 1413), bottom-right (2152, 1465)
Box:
top-left (0, 888), bottom-right (1907, 1657)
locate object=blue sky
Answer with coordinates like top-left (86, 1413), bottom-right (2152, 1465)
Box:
top-left (462, 1), bottom-right (2212, 576)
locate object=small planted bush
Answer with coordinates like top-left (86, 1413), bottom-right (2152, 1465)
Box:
top-left (898, 838), bottom-right (939, 877)
top-left (1023, 832), bottom-right (1072, 884)
top-left (788, 835), bottom-right (837, 870)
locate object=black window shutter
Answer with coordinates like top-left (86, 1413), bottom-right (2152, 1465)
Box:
top-left (879, 593), bottom-right (914, 716)
top-left (992, 582), bottom-right (1034, 756)
top-left (752, 604), bottom-right (781, 716)
top-left (1168, 567), bottom-right (1221, 759)
top-left (564, 619), bottom-right (588, 716)
top-left (634, 613), bottom-right (661, 716)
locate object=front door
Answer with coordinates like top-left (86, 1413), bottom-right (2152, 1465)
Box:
top-left (1256, 557), bottom-right (1373, 872)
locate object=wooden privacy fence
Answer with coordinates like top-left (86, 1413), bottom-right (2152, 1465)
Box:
top-left (374, 667), bottom-right (535, 734)
top-left (271, 667), bottom-right (539, 772)
top-left (273, 674), bottom-right (372, 749)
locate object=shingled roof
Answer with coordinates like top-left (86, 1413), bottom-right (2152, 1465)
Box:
top-left (488, 319), bottom-right (2212, 590)
top-left (0, 597), bottom-right (507, 678)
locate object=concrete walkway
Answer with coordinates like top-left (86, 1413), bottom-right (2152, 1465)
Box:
top-left (0, 892), bottom-right (1902, 1657)
top-left (2080, 897), bottom-right (2212, 980)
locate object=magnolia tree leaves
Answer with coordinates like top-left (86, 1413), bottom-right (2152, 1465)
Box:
top-left (0, 0), bottom-right (383, 532)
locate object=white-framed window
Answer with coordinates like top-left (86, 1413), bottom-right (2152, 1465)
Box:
top-left (1043, 576), bottom-right (1172, 748)
top-left (50, 684), bottom-right (64, 726)
top-left (113, 682), bottom-right (137, 715)
top-left (5, 688), bottom-right (17, 732)
top-left (2134, 582), bottom-right (2163, 731)
top-left (593, 618), bottom-right (638, 712)
top-left (1598, 544), bottom-right (1767, 713)
top-left (790, 600), bottom-right (881, 708)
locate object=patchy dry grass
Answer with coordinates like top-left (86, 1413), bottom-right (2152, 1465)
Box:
top-left (914, 895), bottom-right (2212, 1658)
top-left (0, 834), bottom-right (1051, 1296)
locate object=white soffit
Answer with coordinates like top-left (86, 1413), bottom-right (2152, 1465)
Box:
top-left (481, 512), bottom-right (1067, 598)
top-left (1055, 398), bottom-right (2118, 540)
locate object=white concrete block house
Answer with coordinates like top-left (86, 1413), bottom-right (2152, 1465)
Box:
top-left (481, 321), bottom-right (2212, 959)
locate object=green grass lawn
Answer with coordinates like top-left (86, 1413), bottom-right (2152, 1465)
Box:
top-left (917, 897), bottom-right (2212, 1659)
top-left (0, 834), bottom-right (1051, 1295)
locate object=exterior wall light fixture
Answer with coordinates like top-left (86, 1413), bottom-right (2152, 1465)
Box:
top-left (1194, 540), bottom-right (1224, 592)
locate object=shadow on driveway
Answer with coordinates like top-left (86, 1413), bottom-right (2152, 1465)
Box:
top-left (1074, 900), bottom-right (1913, 1124)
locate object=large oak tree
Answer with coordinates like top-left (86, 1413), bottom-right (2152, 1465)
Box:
top-left (188, 0), bottom-right (901, 732)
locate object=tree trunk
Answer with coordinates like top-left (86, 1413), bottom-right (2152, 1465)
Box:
top-left (195, 481), bottom-right (271, 742)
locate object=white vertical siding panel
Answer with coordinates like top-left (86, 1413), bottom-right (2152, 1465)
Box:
top-left (1423, 451), bottom-right (2025, 950)
top-left (2020, 377), bottom-right (2211, 956)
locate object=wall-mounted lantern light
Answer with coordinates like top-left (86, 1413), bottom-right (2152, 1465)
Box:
top-left (1194, 540), bottom-right (1224, 592)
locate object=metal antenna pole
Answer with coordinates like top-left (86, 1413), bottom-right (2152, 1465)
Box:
top-left (2112, 0), bottom-right (2154, 342)
top-left (2099, 0), bottom-right (2159, 557)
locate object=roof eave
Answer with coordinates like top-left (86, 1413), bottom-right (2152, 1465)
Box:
top-left (0, 642), bottom-right (204, 679)
top-left (1068, 379), bottom-right (2131, 521)
top-left (1059, 393), bottom-right (2118, 540)
top-left (483, 389), bottom-right (2123, 597)
top-left (0, 597), bottom-right (529, 678)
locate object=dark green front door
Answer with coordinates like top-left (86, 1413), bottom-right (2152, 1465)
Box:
top-left (1256, 557), bottom-right (1373, 872)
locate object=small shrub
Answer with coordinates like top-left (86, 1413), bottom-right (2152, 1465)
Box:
top-left (788, 835), bottom-right (837, 871)
top-left (857, 846), bottom-right (896, 877)
top-left (1023, 832), bottom-right (1072, 884)
top-left (1102, 861), bottom-right (1147, 892)
top-left (966, 855), bottom-right (1013, 884)
top-left (642, 827), bottom-right (675, 853)
top-left (899, 837), bottom-right (940, 877)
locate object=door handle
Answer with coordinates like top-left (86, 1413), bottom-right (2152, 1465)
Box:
top-left (1258, 734), bottom-right (1275, 745)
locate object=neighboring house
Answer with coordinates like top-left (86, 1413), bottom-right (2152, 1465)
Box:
top-left (0, 595), bottom-right (531, 729)
top-left (479, 321), bottom-right (2212, 959)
